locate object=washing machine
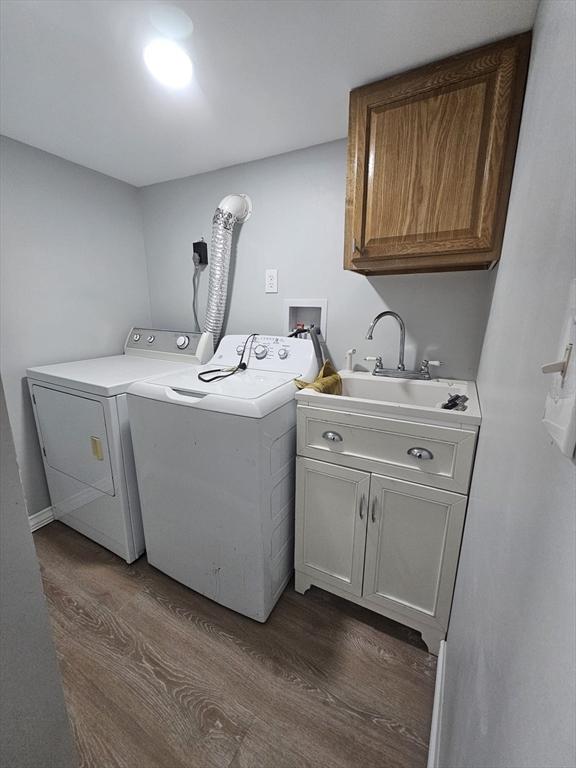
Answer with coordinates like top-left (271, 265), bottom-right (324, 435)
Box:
top-left (126, 334), bottom-right (317, 620)
top-left (27, 328), bottom-right (212, 562)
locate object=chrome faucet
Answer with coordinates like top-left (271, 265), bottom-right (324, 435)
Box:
top-left (365, 311), bottom-right (406, 371)
top-left (365, 311), bottom-right (443, 380)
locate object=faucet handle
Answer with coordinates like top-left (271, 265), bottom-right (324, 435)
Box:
top-left (365, 355), bottom-right (384, 372)
top-left (420, 359), bottom-right (444, 376)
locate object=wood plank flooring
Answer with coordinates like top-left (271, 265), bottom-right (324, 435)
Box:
top-left (34, 523), bottom-right (436, 768)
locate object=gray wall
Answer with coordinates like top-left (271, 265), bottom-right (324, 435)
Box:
top-left (440, 2), bottom-right (576, 767)
top-left (0, 137), bottom-right (151, 516)
top-left (1, 134), bottom-right (495, 519)
top-left (139, 139), bottom-right (494, 381)
top-left (0, 378), bottom-right (77, 767)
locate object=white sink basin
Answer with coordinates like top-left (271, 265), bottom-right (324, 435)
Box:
top-left (295, 370), bottom-right (481, 425)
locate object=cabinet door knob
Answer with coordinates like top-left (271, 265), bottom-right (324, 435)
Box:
top-left (322, 430), bottom-right (343, 443)
top-left (407, 447), bottom-right (434, 460)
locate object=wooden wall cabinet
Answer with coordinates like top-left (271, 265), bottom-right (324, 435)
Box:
top-left (344, 33), bottom-right (531, 275)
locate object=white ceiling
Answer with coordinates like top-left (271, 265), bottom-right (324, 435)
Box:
top-left (0, 0), bottom-right (538, 187)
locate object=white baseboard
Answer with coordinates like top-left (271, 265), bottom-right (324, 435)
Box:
top-left (29, 506), bottom-right (55, 533)
top-left (427, 639), bottom-right (446, 768)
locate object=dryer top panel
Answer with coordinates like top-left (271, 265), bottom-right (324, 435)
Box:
top-left (27, 355), bottom-right (198, 397)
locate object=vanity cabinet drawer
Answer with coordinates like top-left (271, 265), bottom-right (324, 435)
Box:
top-left (296, 406), bottom-right (477, 494)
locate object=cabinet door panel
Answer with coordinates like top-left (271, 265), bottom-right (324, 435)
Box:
top-left (365, 80), bottom-right (487, 247)
top-left (295, 458), bottom-right (369, 596)
top-left (363, 474), bottom-right (466, 628)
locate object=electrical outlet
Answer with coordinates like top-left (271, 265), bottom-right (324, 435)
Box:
top-left (265, 269), bottom-right (278, 294)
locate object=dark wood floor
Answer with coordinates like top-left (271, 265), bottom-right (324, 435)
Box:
top-left (34, 523), bottom-right (436, 768)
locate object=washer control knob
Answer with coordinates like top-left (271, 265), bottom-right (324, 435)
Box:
top-left (254, 344), bottom-right (267, 360)
top-left (132, 333), bottom-right (141, 342)
top-left (147, 335), bottom-right (155, 343)
top-left (236, 345), bottom-right (244, 355)
top-left (278, 348), bottom-right (289, 360)
top-left (176, 335), bottom-right (190, 350)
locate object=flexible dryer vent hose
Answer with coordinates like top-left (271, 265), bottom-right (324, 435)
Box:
top-left (204, 194), bottom-right (252, 345)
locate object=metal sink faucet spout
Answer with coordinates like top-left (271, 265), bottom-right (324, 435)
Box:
top-left (365, 311), bottom-right (406, 371)
top-left (365, 311), bottom-right (443, 380)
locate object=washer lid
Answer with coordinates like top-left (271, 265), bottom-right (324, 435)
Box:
top-left (27, 355), bottom-right (197, 397)
top-left (146, 367), bottom-right (297, 400)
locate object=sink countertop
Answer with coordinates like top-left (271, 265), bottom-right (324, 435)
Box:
top-left (295, 370), bottom-right (481, 427)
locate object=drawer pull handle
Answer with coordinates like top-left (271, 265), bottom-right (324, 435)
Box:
top-left (407, 447), bottom-right (434, 460)
top-left (322, 430), bottom-right (343, 443)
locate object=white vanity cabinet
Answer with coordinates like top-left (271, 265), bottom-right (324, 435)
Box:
top-left (294, 404), bottom-right (479, 654)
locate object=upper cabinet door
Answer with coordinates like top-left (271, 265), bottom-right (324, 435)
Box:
top-left (344, 33), bottom-right (531, 275)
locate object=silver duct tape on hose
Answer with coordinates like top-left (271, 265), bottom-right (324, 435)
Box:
top-left (204, 194), bottom-right (252, 345)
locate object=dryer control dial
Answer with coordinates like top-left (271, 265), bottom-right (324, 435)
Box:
top-left (278, 348), bottom-right (289, 360)
top-left (176, 335), bottom-right (190, 350)
top-left (254, 344), bottom-right (268, 360)
top-left (236, 345), bottom-right (244, 355)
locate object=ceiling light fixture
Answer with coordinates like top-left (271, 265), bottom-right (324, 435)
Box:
top-left (143, 39), bottom-right (193, 89)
